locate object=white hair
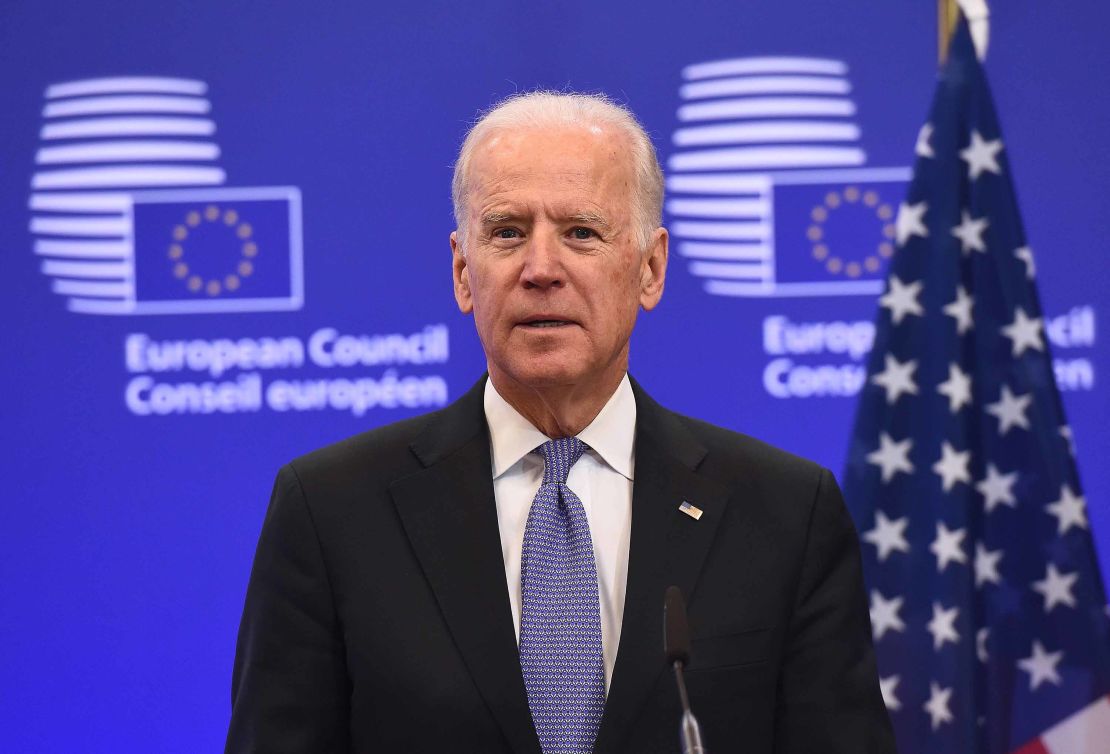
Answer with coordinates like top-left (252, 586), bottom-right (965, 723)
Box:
top-left (451, 91), bottom-right (664, 251)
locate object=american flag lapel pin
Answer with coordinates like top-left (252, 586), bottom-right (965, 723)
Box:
top-left (679, 501), bottom-right (703, 520)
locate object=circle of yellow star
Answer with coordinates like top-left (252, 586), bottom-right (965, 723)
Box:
top-left (808, 186), bottom-right (895, 278)
top-left (167, 204), bottom-right (261, 296)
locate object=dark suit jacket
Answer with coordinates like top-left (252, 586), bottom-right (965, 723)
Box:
top-left (226, 376), bottom-right (895, 753)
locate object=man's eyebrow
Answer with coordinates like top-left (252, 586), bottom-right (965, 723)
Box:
top-left (568, 211), bottom-right (611, 228)
top-left (480, 211), bottom-right (516, 225)
top-left (478, 210), bottom-right (612, 227)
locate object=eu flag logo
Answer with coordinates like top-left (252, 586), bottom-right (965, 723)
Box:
top-left (129, 186), bottom-right (303, 314)
top-left (770, 176), bottom-right (906, 293)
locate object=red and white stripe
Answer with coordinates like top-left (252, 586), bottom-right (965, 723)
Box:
top-left (1014, 695), bottom-right (1110, 754)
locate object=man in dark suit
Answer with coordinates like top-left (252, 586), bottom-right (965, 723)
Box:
top-left (226, 91), bottom-right (895, 753)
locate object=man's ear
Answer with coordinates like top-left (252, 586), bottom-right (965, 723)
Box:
top-left (450, 231), bottom-right (474, 314)
top-left (639, 227), bottom-right (668, 311)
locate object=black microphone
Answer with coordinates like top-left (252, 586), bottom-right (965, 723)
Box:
top-left (664, 585), bottom-right (707, 754)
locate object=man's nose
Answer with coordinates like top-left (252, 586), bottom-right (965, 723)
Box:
top-left (520, 230), bottom-right (564, 289)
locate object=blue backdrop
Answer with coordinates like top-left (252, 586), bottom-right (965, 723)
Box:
top-left (2, 2), bottom-right (1106, 751)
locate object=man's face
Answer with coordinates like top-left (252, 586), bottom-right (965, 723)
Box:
top-left (451, 125), bottom-right (667, 394)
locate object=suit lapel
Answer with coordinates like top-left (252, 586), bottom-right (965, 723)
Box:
top-left (594, 380), bottom-right (730, 754)
top-left (388, 375), bottom-right (726, 754)
top-left (389, 377), bottom-right (541, 754)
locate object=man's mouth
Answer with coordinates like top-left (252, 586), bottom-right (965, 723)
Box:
top-left (522, 319), bottom-right (573, 328)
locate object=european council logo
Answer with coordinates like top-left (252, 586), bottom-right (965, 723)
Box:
top-left (667, 57), bottom-right (910, 298)
top-left (29, 76), bottom-right (303, 315)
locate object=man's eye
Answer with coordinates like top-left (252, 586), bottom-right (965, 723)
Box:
top-left (494, 228), bottom-right (519, 239)
top-left (570, 227), bottom-right (596, 240)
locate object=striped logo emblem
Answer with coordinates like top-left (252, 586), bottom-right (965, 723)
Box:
top-left (30, 76), bottom-right (303, 315)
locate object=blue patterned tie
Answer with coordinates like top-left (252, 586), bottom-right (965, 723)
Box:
top-left (519, 437), bottom-right (605, 754)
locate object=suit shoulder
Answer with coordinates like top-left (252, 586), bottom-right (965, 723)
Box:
top-left (284, 408), bottom-right (439, 484)
top-left (275, 377), bottom-right (488, 506)
top-left (674, 410), bottom-right (824, 472)
top-left (672, 411), bottom-right (826, 485)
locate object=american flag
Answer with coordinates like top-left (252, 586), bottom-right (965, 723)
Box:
top-left (842, 19), bottom-right (1110, 754)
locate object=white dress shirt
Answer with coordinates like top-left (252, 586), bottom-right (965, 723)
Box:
top-left (484, 374), bottom-right (636, 693)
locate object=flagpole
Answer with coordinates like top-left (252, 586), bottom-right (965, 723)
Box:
top-left (938, 0), bottom-right (961, 63)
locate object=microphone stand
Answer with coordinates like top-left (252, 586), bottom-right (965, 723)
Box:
top-left (664, 585), bottom-right (707, 754)
top-left (673, 657), bottom-right (706, 754)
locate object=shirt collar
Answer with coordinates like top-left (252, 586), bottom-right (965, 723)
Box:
top-left (484, 374), bottom-right (636, 481)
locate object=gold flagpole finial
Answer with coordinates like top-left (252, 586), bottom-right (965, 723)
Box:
top-left (939, 0), bottom-right (962, 64)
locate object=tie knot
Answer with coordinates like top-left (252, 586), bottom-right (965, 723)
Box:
top-left (535, 436), bottom-right (587, 485)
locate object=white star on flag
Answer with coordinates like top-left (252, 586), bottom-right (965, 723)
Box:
top-left (1045, 484), bottom-right (1088, 534)
top-left (880, 276), bottom-right (924, 325)
top-left (863, 510), bottom-right (911, 561)
top-left (942, 285), bottom-right (974, 335)
top-left (932, 441), bottom-right (971, 492)
top-left (976, 463), bottom-right (1018, 513)
top-left (915, 123), bottom-right (935, 158)
top-left (937, 362), bottom-right (973, 413)
top-left (1032, 563), bottom-right (1079, 612)
top-left (974, 543), bottom-right (1003, 587)
top-left (959, 129), bottom-right (1004, 180)
top-left (871, 354), bottom-right (919, 405)
top-left (870, 590), bottom-right (907, 640)
top-left (895, 201), bottom-right (929, 247)
top-left (976, 628), bottom-right (990, 663)
top-left (1017, 641), bottom-right (1064, 690)
top-left (930, 522), bottom-right (968, 572)
top-left (867, 432), bottom-right (914, 483)
top-left (985, 384), bottom-right (1032, 435)
top-left (880, 675), bottom-right (902, 711)
top-left (1001, 307), bottom-right (1044, 356)
top-left (924, 682), bottom-right (954, 729)
top-left (927, 601), bottom-right (961, 650)
top-left (1060, 424), bottom-right (1076, 456)
top-left (1015, 246), bottom-right (1036, 279)
top-left (951, 210), bottom-right (990, 254)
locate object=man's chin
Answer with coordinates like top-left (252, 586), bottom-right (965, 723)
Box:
top-left (501, 365), bottom-right (583, 390)
top-left (489, 352), bottom-right (591, 390)
top-left (490, 352), bottom-right (628, 398)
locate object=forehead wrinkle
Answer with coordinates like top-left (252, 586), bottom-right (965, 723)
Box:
top-left (476, 193), bottom-right (614, 223)
top-left (466, 131), bottom-right (634, 233)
